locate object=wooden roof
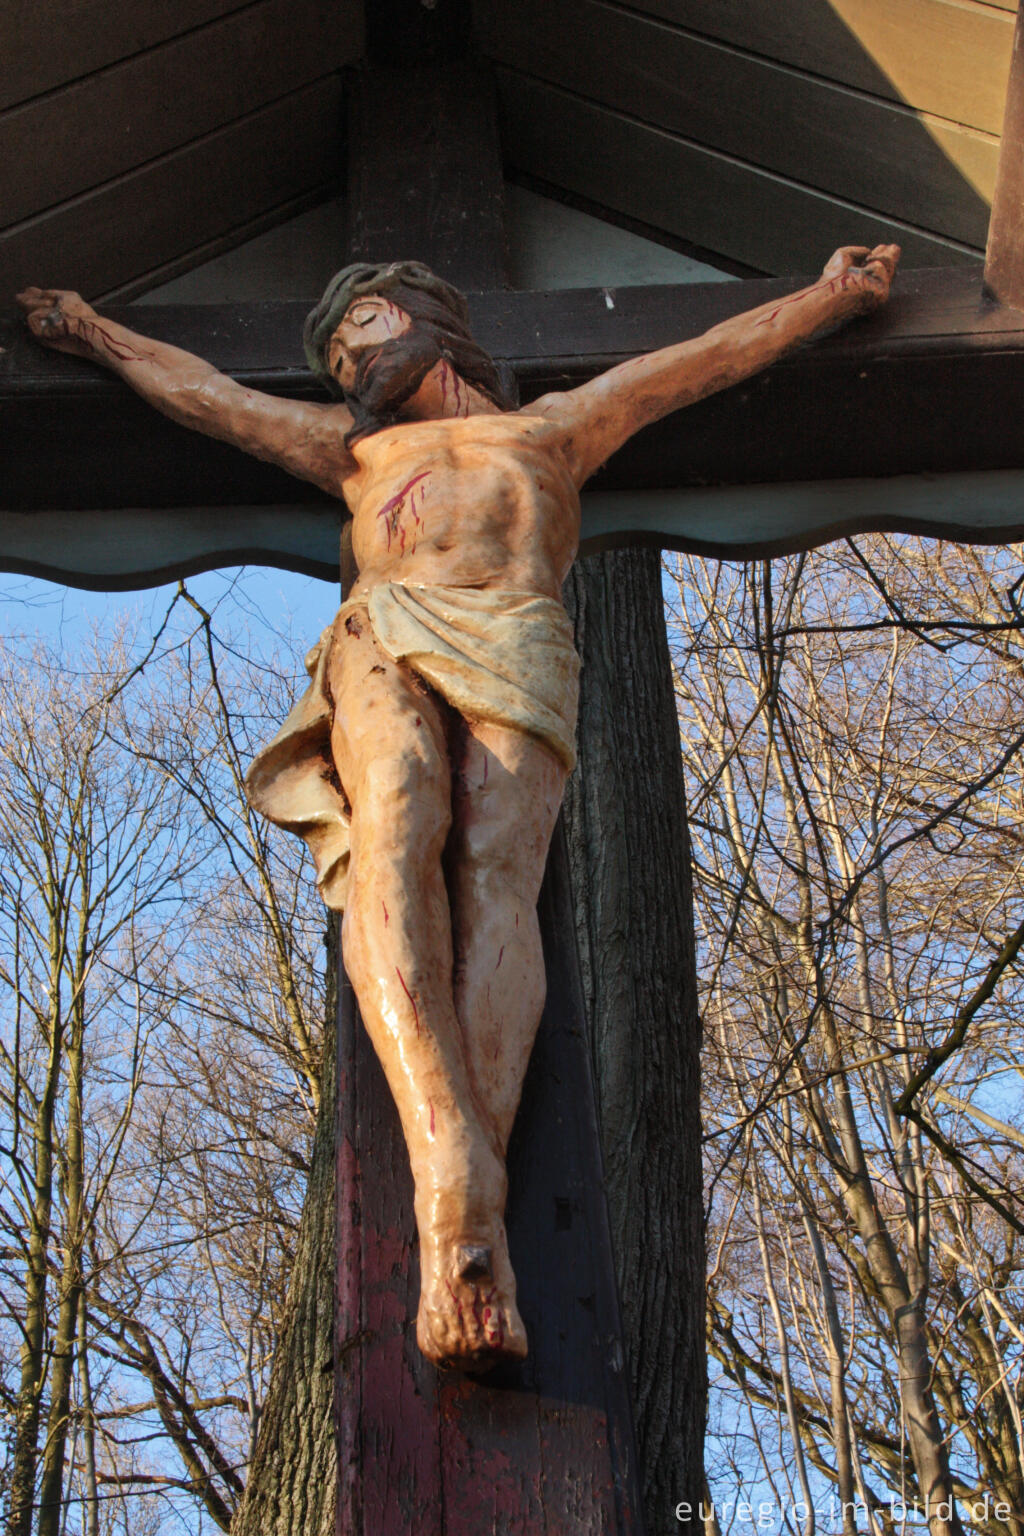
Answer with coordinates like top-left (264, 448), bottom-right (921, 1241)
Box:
top-left (1, 0), bottom-right (1013, 300)
top-left (5, 0), bottom-right (1024, 590)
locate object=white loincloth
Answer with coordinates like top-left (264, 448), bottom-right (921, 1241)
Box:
top-left (244, 582), bottom-right (580, 911)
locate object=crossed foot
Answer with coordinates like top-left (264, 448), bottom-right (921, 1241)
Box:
top-left (413, 1154), bottom-right (528, 1370)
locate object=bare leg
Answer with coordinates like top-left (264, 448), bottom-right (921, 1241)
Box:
top-left (447, 721), bottom-right (567, 1152)
top-left (328, 615), bottom-right (527, 1367)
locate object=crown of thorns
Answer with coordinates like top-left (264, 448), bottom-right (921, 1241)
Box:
top-left (303, 261), bottom-right (472, 393)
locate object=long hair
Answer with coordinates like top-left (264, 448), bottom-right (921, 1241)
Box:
top-left (303, 260), bottom-right (515, 415)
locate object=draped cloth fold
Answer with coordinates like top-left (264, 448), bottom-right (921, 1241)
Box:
top-left (244, 582), bottom-right (580, 911)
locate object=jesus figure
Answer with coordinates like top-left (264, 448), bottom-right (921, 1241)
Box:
top-left (19, 243), bottom-right (898, 1369)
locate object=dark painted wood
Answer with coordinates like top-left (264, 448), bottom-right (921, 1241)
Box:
top-left (334, 830), bottom-right (643, 1535)
top-left (101, 189), bottom-right (343, 304)
top-left (335, 968), bottom-right (442, 1536)
top-left (345, 66), bottom-right (508, 291)
top-left (585, 338), bottom-right (1024, 493)
top-left (479, 0), bottom-right (995, 248)
top-left (364, 0), bottom-right (471, 66)
top-left (0, 0), bottom-right (249, 112)
top-left (986, 1), bottom-right (1024, 310)
top-left (3, 270), bottom-right (1022, 527)
top-left (0, 0), bottom-right (358, 230)
top-left (493, 69), bottom-right (982, 274)
top-left (6, 268), bottom-right (1018, 391)
top-left (0, 78), bottom-right (344, 301)
top-left (512, 170), bottom-right (764, 280)
top-left (624, 0), bottom-right (1014, 134)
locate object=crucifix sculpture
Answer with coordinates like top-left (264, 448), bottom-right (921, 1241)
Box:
top-left (19, 240), bottom-right (898, 1371)
top-left (6, 3), bottom-right (1024, 1522)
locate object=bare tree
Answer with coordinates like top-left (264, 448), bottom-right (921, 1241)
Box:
top-left (0, 625), bottom-right (194, 1534)
top-left (11, 530), bottom-right (1024, 1534)
top-left (0, 586), bottom-right (327, 1534)
top-left (668, 540), bottom-right (1024, 1535)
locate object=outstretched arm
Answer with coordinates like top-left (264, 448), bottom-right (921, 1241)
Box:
top-left (17, 288), bottom-right (356, 493)
top-left (532, 245), bottom-right (900, 488)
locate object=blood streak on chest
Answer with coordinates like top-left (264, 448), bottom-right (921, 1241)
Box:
top-left (376, 470), bottom-right (430, 554)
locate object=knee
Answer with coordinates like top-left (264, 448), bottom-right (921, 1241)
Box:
top-left (460, 815), bottom-right (548, 907)
top-left (355, 747), bottom-right (452, 858)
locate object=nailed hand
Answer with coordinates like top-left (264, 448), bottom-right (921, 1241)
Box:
top-left (16, 288), bottom-right (99, 355)
top-left (821, 244), bottom-right (901, 309)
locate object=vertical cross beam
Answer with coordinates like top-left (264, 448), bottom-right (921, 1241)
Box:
top-left (333, 38), bottom-right (645, 1534)
top-left (345, 65), bottom-right (508, 293)
top-left (985, 0), bottom-right (1024, 309)
top-left (335, 831), bottom-right (643, 1532)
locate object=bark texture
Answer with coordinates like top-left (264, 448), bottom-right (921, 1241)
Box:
top-left (563, 546), bottom-right (706, 1533)
top-left (229, 921), bottom-right (338, 1536)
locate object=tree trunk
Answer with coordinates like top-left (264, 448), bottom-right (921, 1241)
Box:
top-left (229, 920), bottom-right (338, 1536)
top-left (563, 546), bottom-right (706, 1532)
top-left (77, 1291), bottom-right (100, 1536)
top-left (232, 547), bottom-right (706, 1535)
top-left (38, 994), bottom-right (87, 1536)
top-left (9, 996), bottom-right (64, 1536)
top-left (37, 1275), bottom-right (79, 1536)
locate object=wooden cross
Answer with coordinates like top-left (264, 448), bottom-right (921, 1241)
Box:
top-left (4, 5), bottom-right (1024, 1529)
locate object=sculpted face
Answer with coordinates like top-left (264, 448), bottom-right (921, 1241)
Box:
top-left (329, 294), bottom-right (445, 439)
top-left (327, 295), bottom-right (413, 391)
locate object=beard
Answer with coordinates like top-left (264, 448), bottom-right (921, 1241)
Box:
top-left (343, 327), bottom-right (443, 445)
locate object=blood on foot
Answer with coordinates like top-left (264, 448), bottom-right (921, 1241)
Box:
top-left (475, 1285), bottom-right (505, 1350)
top-left (417, 1224), bottom-right (528, 1367)
top-left (430, 1276), bottom-right (511, 1362)
top-left (444, 1279), bottom-right (466, 1326)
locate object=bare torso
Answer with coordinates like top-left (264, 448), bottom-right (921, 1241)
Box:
top-left (337, 410), bottom-right (581, 603)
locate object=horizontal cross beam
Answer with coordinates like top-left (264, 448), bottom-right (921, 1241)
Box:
top-left (3, 267), bottom-right (1024, 587)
